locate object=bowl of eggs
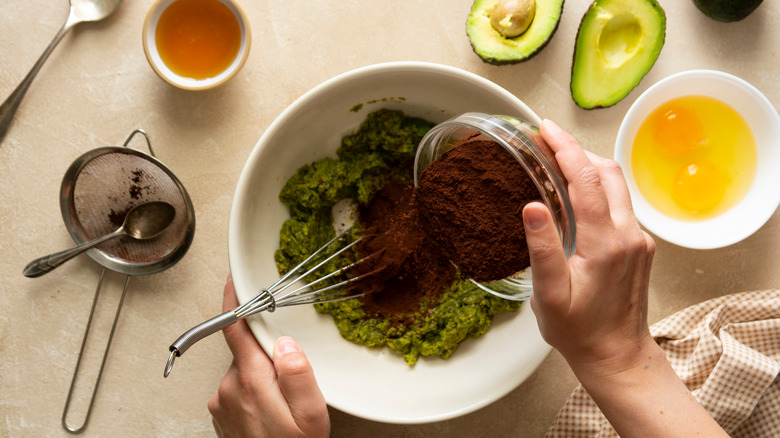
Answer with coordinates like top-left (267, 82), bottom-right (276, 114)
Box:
top-left (615, 69), bottom-right (780, 249)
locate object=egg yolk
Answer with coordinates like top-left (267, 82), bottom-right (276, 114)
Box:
top-left (630, 95), bottom-right (757, 221)
top-left (652, 106), bottom-right (707, 158)
top-left (672, 161), bottom-right (725, 214)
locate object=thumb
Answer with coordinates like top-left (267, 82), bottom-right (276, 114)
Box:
top-left (273, 337), bottom-right (329, 432)
top-left (523, 202), bottom-right (570, 312)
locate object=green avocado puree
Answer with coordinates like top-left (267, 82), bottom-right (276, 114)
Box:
top-left (274, 109), bottom-right (521, 365)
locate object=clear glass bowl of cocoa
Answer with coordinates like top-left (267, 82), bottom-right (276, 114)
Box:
top-left (414, 112), bottom-right (576, 301)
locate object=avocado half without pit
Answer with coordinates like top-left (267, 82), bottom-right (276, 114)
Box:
top-left (570, 0), bottom-right (666, 109)
top-left (467, 0), bottom-right (565, 64)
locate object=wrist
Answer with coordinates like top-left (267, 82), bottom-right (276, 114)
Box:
top-left (562, 330), bottom-right (660, 385)
top-left (561, 335), bottom-right (727, 437)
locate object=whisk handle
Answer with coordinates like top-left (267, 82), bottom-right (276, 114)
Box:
top-left (164, 310), bottom-right (238, 377)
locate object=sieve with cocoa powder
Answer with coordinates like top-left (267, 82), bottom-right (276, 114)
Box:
top-left (49, 129), bottom-right (195, 433)
top-left (61, 133), bottom-right (193, 274)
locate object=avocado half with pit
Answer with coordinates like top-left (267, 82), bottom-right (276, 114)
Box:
top-left (571, 0), bottom-right (666, 109)
top-left (467, 0), bottom-right (565, 64)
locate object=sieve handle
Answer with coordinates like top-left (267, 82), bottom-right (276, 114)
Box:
top-left (23, 228), bottom-right (124, 278)
top-left (164, 310), bottom-right (238, 378)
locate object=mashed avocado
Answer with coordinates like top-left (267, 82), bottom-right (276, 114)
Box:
top-left (274, 109), bottom-right (521, 365)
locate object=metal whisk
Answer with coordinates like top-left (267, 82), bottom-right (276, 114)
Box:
top-left (164, 229), bottom-right (374, 377)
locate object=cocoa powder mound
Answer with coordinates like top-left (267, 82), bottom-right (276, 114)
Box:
top-left (416, 139), bottom-right (540, 282)
top-left (350, 137), bottom-right (540, 318)
top-left (354, 182), bottom-right (456, 320)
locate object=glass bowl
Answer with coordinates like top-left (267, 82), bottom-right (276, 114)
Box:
top-left (414, 112), bottom-right (576, 301)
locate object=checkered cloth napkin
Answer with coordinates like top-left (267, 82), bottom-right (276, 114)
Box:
top-left (546, 290), bottom-right (780, 437)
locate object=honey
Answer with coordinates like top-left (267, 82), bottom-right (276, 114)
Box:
top-left (155, 0), bottom-right (241, 80)
top-left (631, 95), bottom-right (757, 220)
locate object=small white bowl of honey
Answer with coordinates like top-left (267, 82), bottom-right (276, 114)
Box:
top-left (615, 70), bottom-right (780, 249)
top-left (143, 0), bottom-right (251, 90)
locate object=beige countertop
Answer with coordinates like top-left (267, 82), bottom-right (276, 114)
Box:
top-left (1, 0), bottom-right (779, 436)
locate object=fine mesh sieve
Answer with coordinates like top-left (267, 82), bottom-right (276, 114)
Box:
top-left (54, 129), bottom-right (195, 433)
top-left (61, 133), bottom-right (194, 273)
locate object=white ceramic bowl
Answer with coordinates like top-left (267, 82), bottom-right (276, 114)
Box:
top-left (615, 70), bottom-right (780, 249)
top-left (142, 0), bottom-right (251, 90)
top-left (229, 62), bottom-right (552, 423)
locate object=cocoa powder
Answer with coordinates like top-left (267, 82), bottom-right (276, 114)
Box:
top-left (416, 139), bottom-right (540, 282)
top-left (107, 169), bottom-right (156, 228)
top-left (352, 137), bottom-right (540, 316)
top-left (355, 182), bottom-right (456, 320)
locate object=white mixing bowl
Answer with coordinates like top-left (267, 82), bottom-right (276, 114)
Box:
top-left (228, 62), bottom-right (552, 423)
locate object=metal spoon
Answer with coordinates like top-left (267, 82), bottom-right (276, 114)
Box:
top-left (0, 0), bottom-right (124, 143)
top-left (23, 201), bottom-right (175, 278)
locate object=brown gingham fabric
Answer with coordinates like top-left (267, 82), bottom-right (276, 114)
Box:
top-left (546, 290), bottom-right (780, 437)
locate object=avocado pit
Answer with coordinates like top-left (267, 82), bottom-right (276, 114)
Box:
top-left (490, 0), bottom-right (536, 38)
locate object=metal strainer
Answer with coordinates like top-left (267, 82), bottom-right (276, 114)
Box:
top-left (62, 132), bottom-right (193, 272)
top-left (55, 129), bottom-right (195, 433)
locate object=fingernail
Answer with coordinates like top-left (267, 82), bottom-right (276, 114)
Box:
top-left (523, 206), bottom-right (547, 232)
top-left (542, 119), bottom-right (562, 134)
top-left (276, 337), bottom-right (301, 355)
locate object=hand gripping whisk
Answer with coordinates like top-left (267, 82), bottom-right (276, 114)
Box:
top-left (164, 229), bottom-right (375, 377)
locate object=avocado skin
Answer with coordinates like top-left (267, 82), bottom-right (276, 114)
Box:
top-left (692, 0), bottom-right (763, 22)
top-left (468, 19), bottom-right (562, 65)
top-left (466, 0), bottom-right (565, 65)
top-left (570, 0), bottom-right (666, 109)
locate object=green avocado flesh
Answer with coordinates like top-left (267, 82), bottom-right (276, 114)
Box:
top-left (467, 0), bottom-right (565, 64)
top-left (692, 0), bottom-right (763, 22)
top-left (274, 109), bottom-right (521, 365)
top-left (571, 0), bottom-right (666, 109)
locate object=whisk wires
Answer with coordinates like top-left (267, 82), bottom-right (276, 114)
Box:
top-left (234, 229), bottom-right (372, 319)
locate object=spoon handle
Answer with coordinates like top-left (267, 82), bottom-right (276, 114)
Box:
top-left (0, 10), bottom-right (80, 143)
top-left (22, 228), bottom-right (123, 278)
